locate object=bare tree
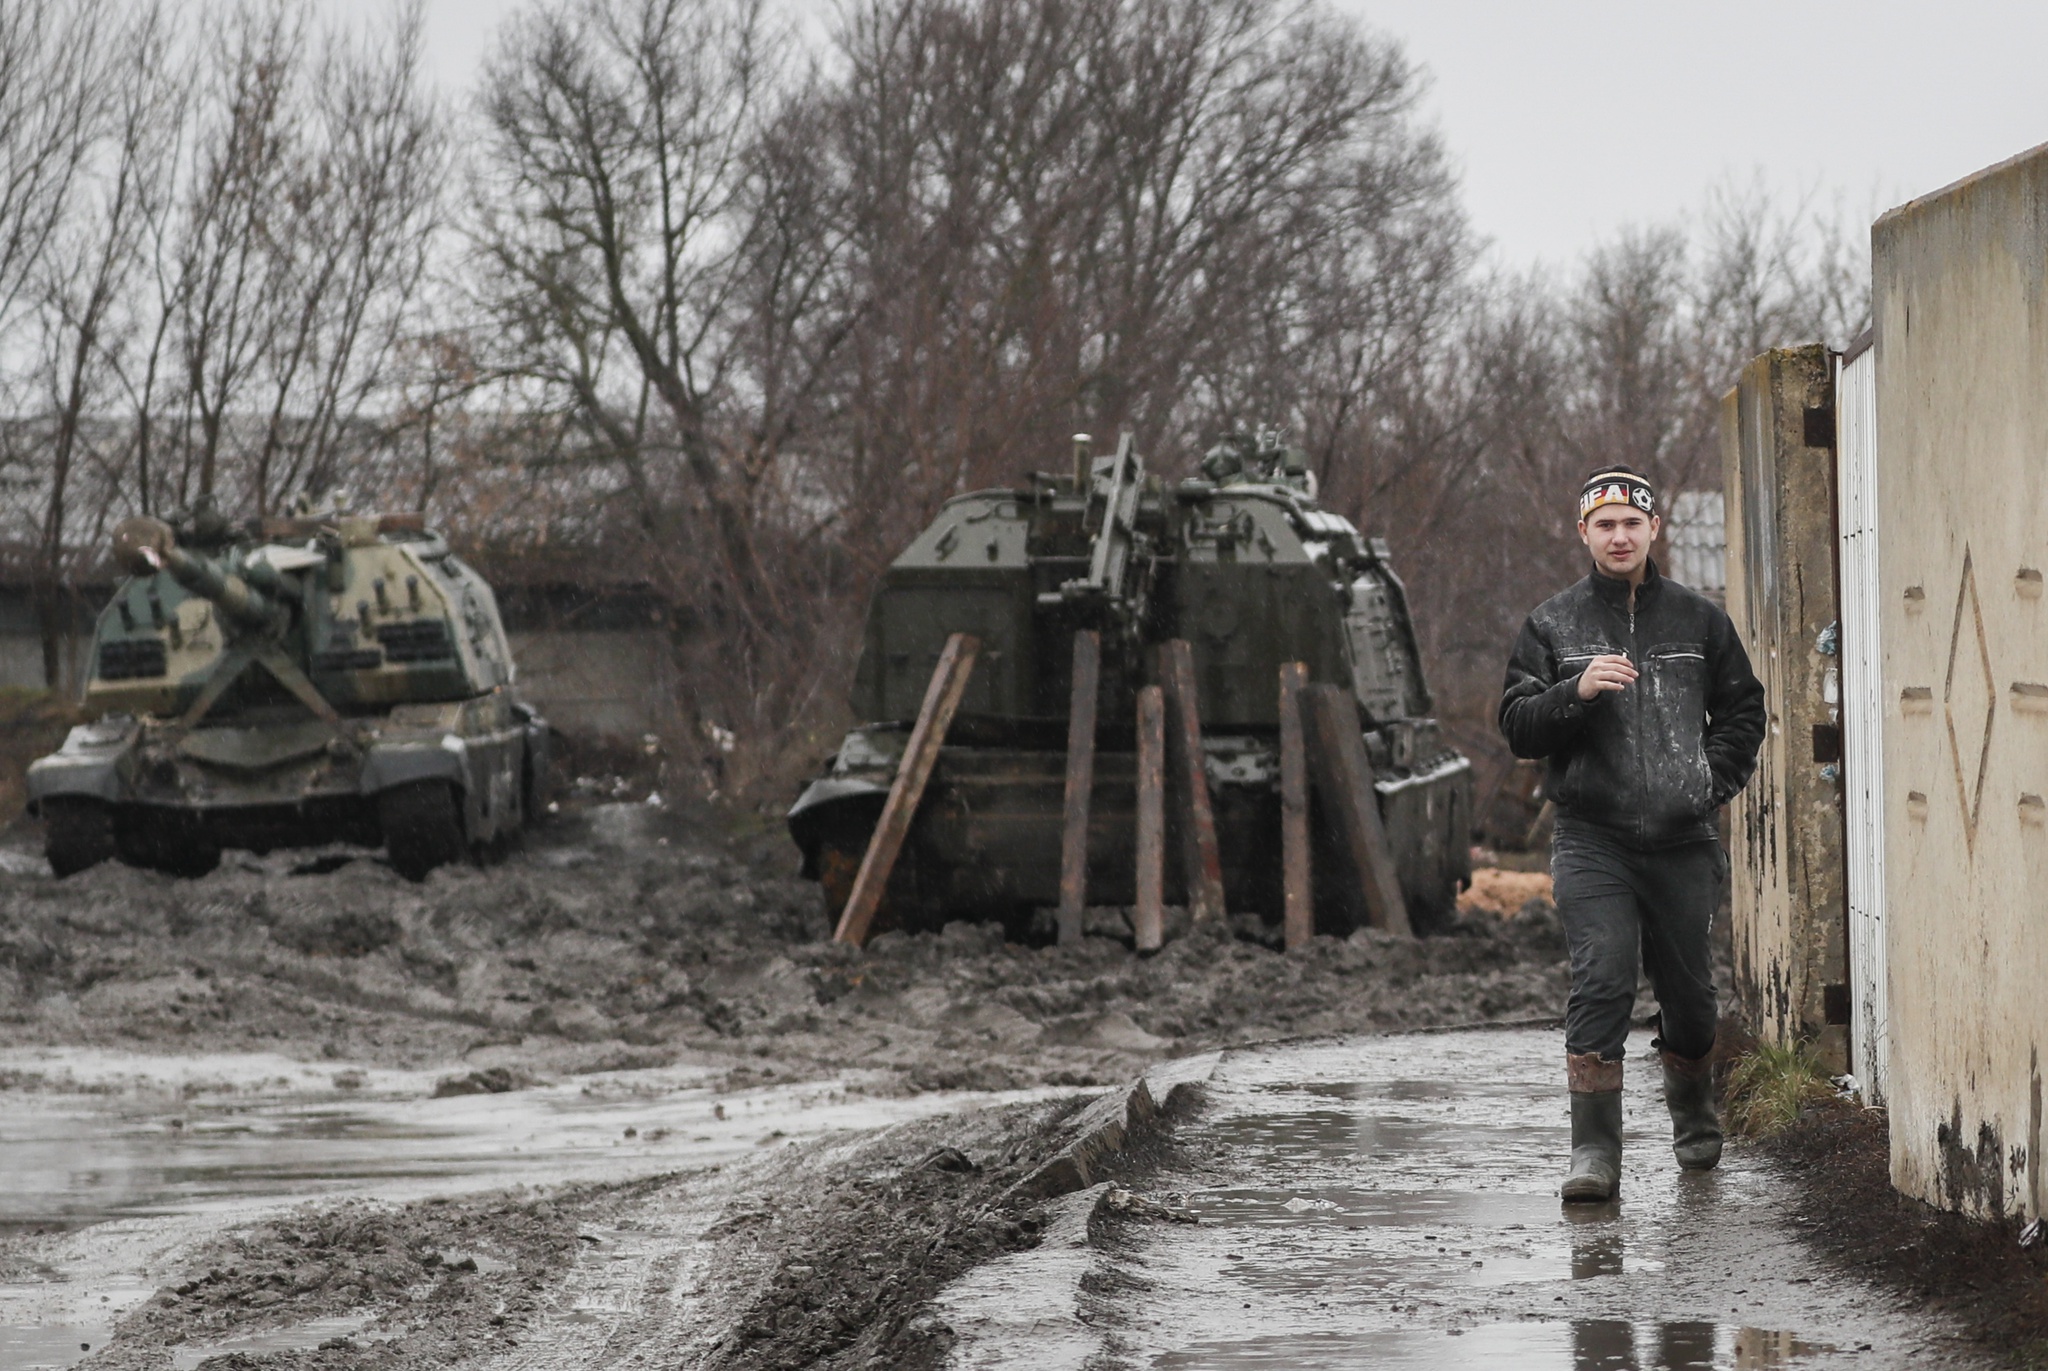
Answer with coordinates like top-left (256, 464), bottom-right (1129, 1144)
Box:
top-left (0, 0), bottom-right (108, 334)
top-left (473, 0), bottom-right (798, 619)
top-left (247, 2), bottom-right (444, 514)
top-left (24, 2), bottom-right (184, 688)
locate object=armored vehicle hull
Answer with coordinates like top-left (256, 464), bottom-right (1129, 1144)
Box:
top-left (790, 433), bottom-right (1472, 938)
top-left (28, 512), bottom-right (548, 880)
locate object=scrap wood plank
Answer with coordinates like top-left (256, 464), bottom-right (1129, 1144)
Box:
top-left (833, 633), bottom-right (981, 947)
top-left (1133, 684), bottom-right (1166, 953)
top-left (1056, 630), bottom-right (1102, 946)
top-left (1302, 683), bottom-right (1412, 938)
top-left (1159, 638), bottom-right (1226, 924)
top-left (1278, 662), bottom-right (1312, 951)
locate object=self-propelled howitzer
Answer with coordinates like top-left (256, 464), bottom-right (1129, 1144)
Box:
top-left (788, 432), bottom-right (1473, 939)
top-left (28, 511), bottom-right (549, 880)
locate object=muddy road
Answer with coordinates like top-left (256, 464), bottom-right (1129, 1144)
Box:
top-left (0, 802), bottom-right (1568, 1093)
top-left (0, 801), bottom-right (2021, 1369)
top-left (967, 1030), bottom-right (1991, 1371)
top-left (0, 800), bottom-right (1579, 1367)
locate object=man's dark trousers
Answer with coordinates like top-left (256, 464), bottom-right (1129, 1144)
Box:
top-left (1551, 817), bottom-right (1723, 1064)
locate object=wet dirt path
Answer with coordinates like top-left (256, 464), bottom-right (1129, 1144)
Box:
top-left (1060, 1029), bottom-right (1978, 1370)
top-left (0, 1049), bottom-right (1061, 1369)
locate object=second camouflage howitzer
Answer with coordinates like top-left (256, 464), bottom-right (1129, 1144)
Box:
top-left (788, 429), bottom-right (1474, 941)
top-left (28, 510), bottom-right (550, 881)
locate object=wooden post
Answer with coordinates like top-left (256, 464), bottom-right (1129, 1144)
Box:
top-left (1302, 683), bottom-right (1412, 937)
top-left (1133, 685), bottom-right (1166, 952)
top-left (1278, 662), bottom-right (1312, 950)
top-left (1056, 630), bottom-right (1101, 946)
top-left (1159, 638), bottom-right (1226, 924)
top-left (832, 633), bottom-right (981, 947)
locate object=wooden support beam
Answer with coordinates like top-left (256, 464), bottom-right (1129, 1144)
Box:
top-left (1278, 662), bottom-right (1313, 951)
top-left (1301, 683), bottom-right (1412, 938)
top-left (1133, 684), bottom-right (1166, 953)
top-left (1056, 630), bottom-right (1102, 946)
top-left (1159, 638), bottom-right (1226, 924)
top-left (832, 633), bottom-right (981, 947)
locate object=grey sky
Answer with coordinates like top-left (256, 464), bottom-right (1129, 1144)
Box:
top-left (408, 0), bottom-right (2048, 269)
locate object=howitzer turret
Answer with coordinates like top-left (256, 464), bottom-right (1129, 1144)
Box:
top-left (788, 429), bottom-right (1473, 943)
top-left (113, 516), bottom-right (289, 632)
top-left (27, 506), bottom-right (549, 880)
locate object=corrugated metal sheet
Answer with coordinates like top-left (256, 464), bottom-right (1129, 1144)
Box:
top-left (1837, 346), bottom-right (1888, 1105)
top-left (1665, 491), bottom-right (1726, 597)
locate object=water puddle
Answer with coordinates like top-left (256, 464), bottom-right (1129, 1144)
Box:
top-left (0, 1322), bottom-right (114, 1371)
top-left (169, 1313), bottom-right (387, 1369)
top-left (0, 1047), bottom-right (1060, 1228)
top-left (1152, 1320), bottom-right (1838, 1369)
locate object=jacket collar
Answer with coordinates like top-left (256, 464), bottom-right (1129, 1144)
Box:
top-left (1587, 556), bottom-right (1661, 607)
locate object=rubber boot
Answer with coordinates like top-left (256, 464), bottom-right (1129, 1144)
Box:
top-left (1660, 1048), bottom-right (1723, 1170)
top-left (1562, 1052), bottom-right (1623, 1203)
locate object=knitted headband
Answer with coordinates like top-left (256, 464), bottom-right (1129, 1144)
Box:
top-left (1579, 470), bottom-right (1656, 519)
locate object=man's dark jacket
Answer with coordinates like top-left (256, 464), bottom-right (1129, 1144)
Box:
top-left (1499, 560), bottom-right (1766, 848)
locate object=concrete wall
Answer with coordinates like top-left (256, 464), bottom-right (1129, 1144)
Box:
top-left (1721, 344), bottom-right (1849, 1070)
top-left (0, 587), bottom-right (676, 741)
top-left (506, 629), bottom-right (675, 740)
top-left (1872, 143), bottom-right (2048, 1221)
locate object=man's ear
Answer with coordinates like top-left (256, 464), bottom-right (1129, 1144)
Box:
top-left (1649, 514), bottom-right (1662, 540)
top-left (1577, 519), bottom-right (1591, 545)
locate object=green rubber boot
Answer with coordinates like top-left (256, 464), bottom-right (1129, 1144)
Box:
top-left (1660, 1048), bottom-right (1724, 1170)
top-left (1562, 1052), bottom-right (1623, 1203)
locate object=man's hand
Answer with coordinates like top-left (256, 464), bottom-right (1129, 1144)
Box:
top-left (1576, 653), bottom-right (1638, 701)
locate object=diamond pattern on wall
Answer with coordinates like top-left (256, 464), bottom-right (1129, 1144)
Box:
top-left (1943, 548), bottom-right (1996, 851)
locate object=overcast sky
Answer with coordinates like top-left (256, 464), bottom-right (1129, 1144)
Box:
top-left (409, 0), bottom-right (2048, 270)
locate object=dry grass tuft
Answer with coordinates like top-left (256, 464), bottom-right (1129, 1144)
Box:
top-left (1724, 1041), bottom-right (1836, 1138)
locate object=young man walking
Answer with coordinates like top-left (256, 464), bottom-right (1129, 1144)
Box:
top-left (1498, 467), bottom-right (1765, 1202)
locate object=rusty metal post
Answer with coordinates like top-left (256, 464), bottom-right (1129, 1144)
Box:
top-left (1278, 662), bottom-right (1312, 950)
top-left (833, 633), bottom-right (981, 947)
top-left (1160, 638), bottom-right (1226, 924)
top-left (1302, 683), bottom-right (1412, 938)
top-left (1134, 684), bottom-right (1166, 952)
top-left (1056, 630), bottom-right (1101, 945)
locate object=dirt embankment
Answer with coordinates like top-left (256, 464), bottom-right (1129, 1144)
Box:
top-left (0, 801), bottom-right (1568, 1094)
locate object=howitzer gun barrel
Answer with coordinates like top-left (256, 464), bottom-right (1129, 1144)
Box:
top-left (110, 516), bottom-right (283, 630)
top-left (1061, 431), bottom-right (1142, 604)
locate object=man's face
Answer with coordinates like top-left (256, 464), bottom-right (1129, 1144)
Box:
top-left (1578, 505), bottom-right (1659, 578)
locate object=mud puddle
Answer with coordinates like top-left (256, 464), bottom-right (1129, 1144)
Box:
top-left (0, 1048), bottom-right (1063, 1368)
top-left (1152, 1321), bottom-right (1834, 1369)
top-left (0, 1047), bottom-right (1063, 1227)
top-left (1084, 1030), bottom-right (1964, 1370)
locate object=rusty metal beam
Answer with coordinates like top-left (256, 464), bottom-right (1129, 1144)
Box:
top-left (833, 633), bottom-right (981, 947)
top-left (1159, 638), bottom-right (1226, 925)
top-left (1279, 662), bottom-right (1312, 950)
top-left (1056, 630), bottom-right (1101, 946)
top-left (1302, 683), bottom-right (1412, 938)
top-left (1134, 684), bottom-right (1166, 952)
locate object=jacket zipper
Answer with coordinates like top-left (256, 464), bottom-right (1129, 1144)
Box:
top-left (1628, 589), bottom-right (1644, 843)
